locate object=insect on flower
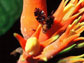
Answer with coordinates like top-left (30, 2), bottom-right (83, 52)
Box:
top-left (34, 8), bottom-right (54, 33)
top-left (13, 0), bottom-right (84, 63)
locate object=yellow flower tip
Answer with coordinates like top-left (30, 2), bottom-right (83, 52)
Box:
top-left (25, 37), bottom-right (40, 56)
top-left (53, 35), bottom-right (59, 40)
top-left (78, 34), bottom-right (80, 36)
top-left (64, 3), bottom-right (74, 12)
top-left (71, 29), bottom-right (75, 33)
top-left (70, 16), bottom-right (82, 27)
top-left (20, 55), bottom-right (26, 62)
top-left (71, 0), bottom-right (75, 3)
top-left (79, 8), bottom-right (84, 13)
top-left (80, 22), bottom-right (84, 25)
top-left (77, 16), bottom-right (82, 20)
top-left (79, 0), bottom-right (84, 4)
top-left (40, 56), bottom-right (48, 62)
top-left (78, 54), bottom-right (84, 58)
top-left (76, 0), bottom-right (84, 7)
top-left (73, 16), bottom-right (82, 24)
top-left (64, 0), bottom-right (69, 5)
top-left (21, 58), bottom-right (25, 62)
top-left (68, 24), bottom-right (72, 28)
top-left (13, 33), bottom-right (17, 37)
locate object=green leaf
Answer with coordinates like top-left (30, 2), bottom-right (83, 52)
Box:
top-left (0, 0), bottom-right (23, 35)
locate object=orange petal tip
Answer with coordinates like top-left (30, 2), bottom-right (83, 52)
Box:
top-left (13, 33), bottom-right (17, 37)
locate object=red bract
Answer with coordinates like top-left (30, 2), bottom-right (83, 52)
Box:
top-left (14, 0), bottom-right (84, 63)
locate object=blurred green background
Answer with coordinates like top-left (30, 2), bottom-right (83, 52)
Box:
top-left (0, 0), bottom-right (23, 36)
top-left (0, 0), bottom-right (23, 63)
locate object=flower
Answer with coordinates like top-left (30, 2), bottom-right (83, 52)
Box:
top-left (14, 0), bottom-right (84, 63)
top-left (58, 54), bottom-right (84, 63)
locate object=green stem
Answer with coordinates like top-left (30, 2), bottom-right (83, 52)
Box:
top-left (58, 44), bottom-right (76, 55)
